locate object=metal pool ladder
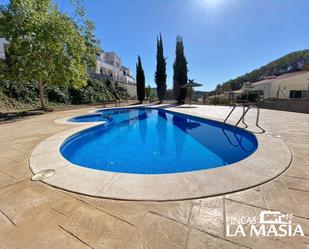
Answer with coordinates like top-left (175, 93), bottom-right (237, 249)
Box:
top-left (223, 104), bottom-right (265, 133)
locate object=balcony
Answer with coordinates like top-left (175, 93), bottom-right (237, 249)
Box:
top-left (90, 72), bottom-right (135, 85)
top-left (117, 75), bottom-right (136, 85)
top-left (96, 57), bottom-right (115, 67)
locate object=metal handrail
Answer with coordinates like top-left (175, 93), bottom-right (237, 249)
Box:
top-left (252, 105), bottom-right (265, 133)
top-left (241, 106), bottom-right (249, 128)
top-left (223, 104), bottom-right (243, 124)
top-left (235, 106), bottom-right (252, 126)
top-left (223, 104), bottom-right (265, 133)
top-left (223, 105), bottom-right (239, 123)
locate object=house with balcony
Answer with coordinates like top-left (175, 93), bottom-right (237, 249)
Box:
top-left (93, 50), bottom-right (136, 85)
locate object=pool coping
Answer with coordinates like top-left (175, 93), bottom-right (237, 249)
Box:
top-left (28, 105), bottom-right (292, 201)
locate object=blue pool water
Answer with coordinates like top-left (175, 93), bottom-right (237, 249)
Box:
top-left (68, 114), bottom-right (107, 123)
top-left (61, 108), bottom-right (258, 174)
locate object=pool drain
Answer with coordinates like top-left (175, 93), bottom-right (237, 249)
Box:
top-left (31, 169), bottom-right (55, 181)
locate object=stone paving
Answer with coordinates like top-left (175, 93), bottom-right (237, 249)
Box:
top-left (0, 104), bottom-right (308, 249)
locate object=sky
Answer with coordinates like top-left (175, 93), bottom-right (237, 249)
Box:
top-left (1, 0), bottom-right (309, 91)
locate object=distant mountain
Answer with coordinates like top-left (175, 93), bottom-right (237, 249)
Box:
top-left (215, 49), bottom-right (309, 92)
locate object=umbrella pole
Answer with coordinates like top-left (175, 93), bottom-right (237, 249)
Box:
top-left (190, 87), bottom-right (192, 106)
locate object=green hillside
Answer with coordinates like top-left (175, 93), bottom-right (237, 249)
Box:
top-left (215, 49), bottom-right (309, 92)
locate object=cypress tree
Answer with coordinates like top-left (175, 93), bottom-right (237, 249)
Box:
top-left (154, 33), bottom-right (167, 103)
top-left (173, 36), bottom-right (188, 103)
top-left (136, 56), bottom-right (145, 103)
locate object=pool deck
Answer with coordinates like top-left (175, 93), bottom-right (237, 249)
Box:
top-left (0, 104), bottom-right (308, 248)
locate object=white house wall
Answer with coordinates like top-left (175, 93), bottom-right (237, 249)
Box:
top-left (0, 38), bottom-right (7, 60)
top-left (252, 72), bottom-right (309, 99)
top-left (270, 72), bottom-right (309, 98)
top-left (252, 81), bottom-right (272, 99)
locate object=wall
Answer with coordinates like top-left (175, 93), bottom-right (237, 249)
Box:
top-left (258, 98), bottom-right (309, 114)
top-left (118, 82), bottom-right (136, 97)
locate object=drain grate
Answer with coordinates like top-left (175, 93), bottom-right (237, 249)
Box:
top-left (31, 169), bottom-right (55, 181)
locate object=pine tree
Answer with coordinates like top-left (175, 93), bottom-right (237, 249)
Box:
top-left (136, 56), bottom-right (145, 103)
top-left (173, 36), bottom-right (188, 103)
top-left (154, 33), bottom-right (167, 103)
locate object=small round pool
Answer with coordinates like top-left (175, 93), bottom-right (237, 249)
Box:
top-left (60, 108), bottom-right (258, 174)
top-left (68, 114), bottom-right (107, 123)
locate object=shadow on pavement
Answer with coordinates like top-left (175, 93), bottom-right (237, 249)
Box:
top-left (0, 110), bottom-right (45, 124)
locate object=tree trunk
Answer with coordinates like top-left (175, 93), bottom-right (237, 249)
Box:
top-left (39, 81), bottom-right (46, 111)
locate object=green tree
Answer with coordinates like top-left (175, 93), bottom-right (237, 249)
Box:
top-left (145, 84), bottom-right (152, 99)
top-left (173, 36), bottom-right (188, 103)
top-left (136, 56), bottom-right (145, 103)
top-left (74, 0), bottom-right (100, 70)
top-left (0, 0), bottom-right (95, 110)
top-left (154, 33), bottom-right (166, 103)
top-left (80, 19), bottom-right (100, 70)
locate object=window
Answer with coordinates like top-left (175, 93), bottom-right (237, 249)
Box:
top-left (301, 90), bottom-right (309, 99)
top-left (289, 90), bottom-right (302, 98)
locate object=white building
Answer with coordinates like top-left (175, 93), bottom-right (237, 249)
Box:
top-left (0, 38), bottom-right (8, 60)
top-left (249, 71), bottom-right (309, 99)
top-left (94, 50), bottom-right (135, 85)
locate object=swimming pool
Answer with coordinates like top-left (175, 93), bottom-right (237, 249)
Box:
top-left (60, 108), bottom-right (258, 174)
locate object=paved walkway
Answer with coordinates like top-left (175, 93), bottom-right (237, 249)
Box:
top-left (0, 105), bottom-right (308, 249)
